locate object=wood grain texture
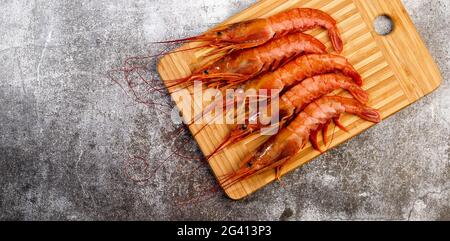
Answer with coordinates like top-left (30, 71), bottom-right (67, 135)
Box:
top-left (157, 0), bottom-right (442, 200)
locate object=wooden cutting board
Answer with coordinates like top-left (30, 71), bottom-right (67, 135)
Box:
top-left (157, 0), bottom-right (442, 200)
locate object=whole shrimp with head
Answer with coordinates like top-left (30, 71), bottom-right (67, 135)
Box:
top-left (220, 96), bottom-right (381, 189)
top-left (160, 8), bottom-right (343, 57)
top-left (165, 32), bottom-right (326, 91)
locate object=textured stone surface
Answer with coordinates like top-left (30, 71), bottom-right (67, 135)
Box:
top-left (0, 0), bottom-right (449, 220)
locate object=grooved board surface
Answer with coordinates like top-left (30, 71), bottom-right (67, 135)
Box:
top-left (157, 0), bottom-right (442, 200)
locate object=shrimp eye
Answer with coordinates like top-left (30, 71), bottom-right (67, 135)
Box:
top-left (203, 70), bottom-right (209, 75)
top-left (240, 124), bottom-right (247, 130)
top-left (217, 31), bottom-right (222, 36)
top-left (247, 162), bottom-right (252, 168)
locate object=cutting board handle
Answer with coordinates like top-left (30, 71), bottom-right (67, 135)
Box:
top-left (354, 0), bottom-right (442, 101)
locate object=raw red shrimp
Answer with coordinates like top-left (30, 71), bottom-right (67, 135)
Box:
top-left (158, 8), bottom-right (343, 57)
top-left (245, 53), bottom-right (362, 91)
top-left (220, 96), bottom-right (381, 189)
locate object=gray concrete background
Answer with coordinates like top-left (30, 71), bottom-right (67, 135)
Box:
top-left (0, 0), bottom-right (449, 220)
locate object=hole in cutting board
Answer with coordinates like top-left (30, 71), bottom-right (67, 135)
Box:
top-left (374, 15), bottom-right (394, 36)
